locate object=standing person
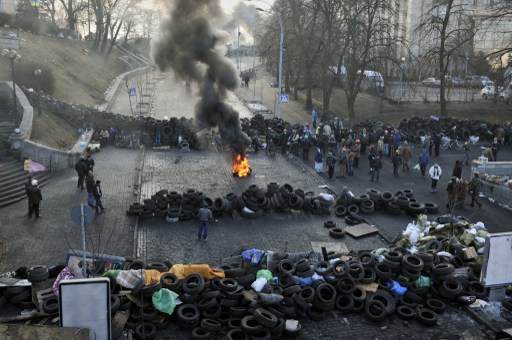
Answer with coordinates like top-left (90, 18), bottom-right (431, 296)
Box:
top-left (198, 202), bottom-right (213, 241)
top-left (155, 124), bottom-right (162, 145)
top-left (352, 140), bottom-right (361, 168)
top-left (392, 150), bottom-right (401, 178)
top-left (423, 132), bottom-right (432, 155)
top-left (338, 146), bottom-right (348, 178)
top-left (301, 133), bottom-right (311, 160)
top-left (469, 173), bottom-right (482, 208)
top-left (25, 176), bottom-right (32, 216)
top-left (370, 154), bottom-right (382, 182)
top-left (85, 155), bottom-right (95, 173)
top-left (429, 163), bottom-right (442, 193)
top-left (311, 106), bottom-right (318, 129)
top-left (75, 158), bottom-right (88, 190)
top-left (347, 148), bottom-right (355, 176)
top-left (314, 148), bottom-right (324, 173)
top-left (418, 149), bottom-right (429, 177)
top-left (280, 129), bottom-right (289, 155)
top-left (27, 179), bottom-right (42, 219)
top-left (433, 133), bottom-right (441, 157)
top-left (400, 143), bottom-right (412, 172)
top-left (446, 177), bottom-right (457, 211)
top-left (94, 180), bottom-right (105, 214)
top-left (452, 160), bottom-right (463, 179)
top-left (463, 141), bottom-right (471, 165)
top-left (490, 137), bottom-right (500, 161)
top-left (504, 121), bottom-right (511, 147)
top-left (326, 151), bottom-right (336, 179)
top-left (383, 130), bottom-right (391, 157)
top-left (85, 171), bottom-right (96, 208)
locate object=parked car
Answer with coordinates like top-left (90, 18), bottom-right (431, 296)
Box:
top-left (247, 101), bottom-right (271, 115)
top-left (421, 77), bottom-right (441, 87)
top-left (449, 77), bottom-right (465, 87)
top-left (481, 85), bottom-right (511, 102)
top-left (469, 75), bottom-right (494, 88)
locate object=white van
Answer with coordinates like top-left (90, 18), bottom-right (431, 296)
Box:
top-left (356, 70), bottom-right (385, 91)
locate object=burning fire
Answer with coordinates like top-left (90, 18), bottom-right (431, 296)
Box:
top-left (232, 152), bottom-right (251, 178)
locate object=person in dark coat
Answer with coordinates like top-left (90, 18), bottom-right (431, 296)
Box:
top-left (75, 158), bottom-right (88, 190)
top-left (280, 129), bottom-right (289, 155)
top-left (452, 160), bottom-right (462, 179)
top-left (326, 151), bottom-right (336, 179)
top-left (433, 133), bottom-right (441, 157)
top-left (85, 155), bottom-right (95, 173)
top-left (392, 150), bottom-right (401, 178)
top-left (469, 173), bottom-right (482, 208)
top-left (27, 179), bottom-right (42, 218)
top-left (85, 171), bottom-right (96, 208)
top-left (370, 154), bottom-right (382, 182)
top-left (94, 180), bottom-right (105, 214)
top-left (25, 176), bottom-right (32, 216)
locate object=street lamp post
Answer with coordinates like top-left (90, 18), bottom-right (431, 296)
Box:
top-left (34, 69), bottom-right (42, 116)
top-left (2, 48), bottom-right (21, 126)
top-left (255, 7), bottom-right (283, 118)
top-left (399, 57), bottom-right (405, 103)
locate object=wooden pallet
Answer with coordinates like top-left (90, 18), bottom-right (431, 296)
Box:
top-left (35, 288), bottom-right (54, 309)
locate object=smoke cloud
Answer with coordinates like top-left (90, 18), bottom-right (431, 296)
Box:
top-left (151, 0), bottom-right (251, 153)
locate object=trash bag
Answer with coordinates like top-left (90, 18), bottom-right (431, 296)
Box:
top-left (387, 280), bottom-right (407, 296)
top-left (415, 276), bottom-right (431, 288)
top-left (152, 288), bottom-right (178, 316)
top-left (256, 269), bottom-right (273, 282)
top-left (251, 277), bottom-right (267, 292)
top-left (242, 248), bottom-right (265, 266)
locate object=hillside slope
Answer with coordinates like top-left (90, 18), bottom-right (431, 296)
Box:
top-left (0, 27), bottom-right (126, 106)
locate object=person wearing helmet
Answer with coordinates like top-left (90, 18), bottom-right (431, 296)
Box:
top-left (27, 179), bottom-right (42, 218)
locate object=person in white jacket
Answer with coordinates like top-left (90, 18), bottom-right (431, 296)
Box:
top-left (429, 163), bottom-right (442, 193)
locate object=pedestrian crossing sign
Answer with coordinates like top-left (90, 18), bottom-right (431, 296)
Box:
top-left (280, 94), bottom-right (289, 104)
top-left (129, 88), bottom-right (136, 97)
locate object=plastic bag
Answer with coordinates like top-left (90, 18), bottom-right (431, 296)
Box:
top-left (251, 277), bottom-right (267, 292)
top-left (256, 269), bottom-right (273, 282)
top-left (242, 248), bottom-right (265, 266)
top-left (415, 276), bottom-right (431, 287)
top-left (387, 280), bottom-right (407, 296)
top-left (413, 163), bottom-right (420, 171)
top-left (152, 288), bottom-right (178, 316)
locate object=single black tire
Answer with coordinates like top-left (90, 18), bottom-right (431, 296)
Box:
top-left (416, 308), bottom-right (439, 326)
top-left (161, 273), bottom-right (181, 291)
top-left (336, 276), bottom-right (356, 295)
top-left (329, 227), bottom-right (346, 239)
top-left (295, 258), bottom-right (310, 272)
top-left (365, 299), bottom-right (387, 322)
top-left (324, 220), bottom-right (336, 229)
top-left (374, 263), bottom-right (392, 280)
top-left (361, 267), bottom-right (377, 284)
top-left (134, 323), bottom-right (157, 340)
top-left (300, 286), bottom-right (315, 303)
top-left (335, 205), bottom-right (348, 217)
top-left (277, 259), bottom-right (296, 275)
top-left (314, 261), bottom-right (332, 276)
top-left (220, 278), bottom-right (239, 293)
top-left (110, 294), bottom-right (121, 313)
top-left (424, 202), bottom-right (439, 214)
top-left (358, 252), bottom-right (376, 267)
top-left (467, 281), bottom-right (487, 299)
top-left (241, 315), bottom-right (264, 335)
top-left (182, 274), bottom-right (205, 295)
top-left (433, 263), bottom-right (454, 277)
top-left (283, 285), bottom-right (301, 296)
top-left (383, 251), bottom-right (402, 263)
top-left (177, 304), bottom-right (201, 323)
top-left (425, 298), bottom-right (446, 314)
top-left (331, 260), bottom-right (349, 277)
top-left (27, 265), bottom-right (49, 282)
top-left (191, 327), bottom-right (212, 340)
top-left (425, 240), bottom-right (443, 253)
top-left (396, 305), bottom-right (415, 320)
top-left (226, 329), bottom-right (249, 340)
top-left (42, 296), bottom-right (59, 314)
top-left (336, 294), bottom-right (354, 313)
top-left (128, 260), bottom-right (146, 270)
top-left (224, 268), bottom-right (248, 279)
top-left (200, 318), bottom-right (222, 332)
top-left (142, 282), bottom-right (162, 297)
top-left (371, 290), bottom-right (396, 315)
top-left (253, 308), bottom-right (278, 328)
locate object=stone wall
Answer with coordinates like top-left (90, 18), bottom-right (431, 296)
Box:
top-left (473, 161), bottom-right (512, 207)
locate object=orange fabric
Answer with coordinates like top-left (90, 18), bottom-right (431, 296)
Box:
top-left (143, 264), bottom-right (225, 286)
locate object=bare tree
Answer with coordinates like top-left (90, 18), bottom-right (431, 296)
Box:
top-left (415, 0), bottom-right (476, 116)
top-left (39, 0), bottom-right (58, 24)
top-left (59, 0), bottom-right (87, 31)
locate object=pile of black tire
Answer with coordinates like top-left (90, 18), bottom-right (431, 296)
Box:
top-left (127, 183), bottom-right (332, 221)
top-left (397, 116), bottom-right (494, 143)
top-left (333, 188), bottom-right (439, 225)
top-left (144, 116), bottom-right (199, 149)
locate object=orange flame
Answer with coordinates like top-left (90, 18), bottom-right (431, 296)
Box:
top-left (232, 152), bottom-right (251, 177)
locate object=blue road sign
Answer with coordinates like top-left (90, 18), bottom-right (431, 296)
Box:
top-left (129, 88), bottom-right (136, 97)
top-left (280, 94), bottom-right (289, 104)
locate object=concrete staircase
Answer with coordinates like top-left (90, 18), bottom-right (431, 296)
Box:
top-left (0, 159), bottom-right (52, 208)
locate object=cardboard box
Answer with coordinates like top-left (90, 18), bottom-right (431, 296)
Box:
top-left (463, 246), bottom-right (478, 260)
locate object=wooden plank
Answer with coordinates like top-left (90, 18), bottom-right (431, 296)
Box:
top-left (344, 223), bottom-right (379, 238)
top-left (0, 324), bottom-right (89, 339)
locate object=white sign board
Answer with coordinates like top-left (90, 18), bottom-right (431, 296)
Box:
top-left (481, 232), bottom-right (512, 287)
top-left (59, 278), bottom-right (111, 340)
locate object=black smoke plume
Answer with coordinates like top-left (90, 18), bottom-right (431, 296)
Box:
top-left (151, 0), bottom-right (251, 153)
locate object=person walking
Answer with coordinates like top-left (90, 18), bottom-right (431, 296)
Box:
top-left (429, 163), bottom-right (442, 193)
top-left (198, 202), bottom-right (213, 241)
top-left (463, 141), bottom-right (471, 166)
top-left (326, 151), bottom-right (336, 179)
top-left (347, 148), bottom-right (355, 176)
top-left (469, 173), bottom-right (482, 208)
top-left (433, 133), bottom-right (441, 157)
top-left (94, 180), bottom-right (105, 214)
top-left (314, 148), bottom-right (324, 173)
top-left (490, 137), bottom-right (500, 161)
top-left (311, 106), bottom-right (318, 129)
top-left (75, 158), bottom-right (88, 190)
top-left (352, 140), bottom-right (361, 168)
top-left (452, 160), bottom-right (463, 179)
top-left (85, 171), bottom-right (96, 208)
top-left (392, 150), bottom-right (401, 178)
top-left (370, 154), bottom-right (382, 182)
top-left (418, 149), bottom-right (429, 177)
top-left (27, 179), bottom-right (42, 219)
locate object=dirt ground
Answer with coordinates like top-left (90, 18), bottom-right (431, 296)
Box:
top-left (30, 109), bottom-right (78, 149)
